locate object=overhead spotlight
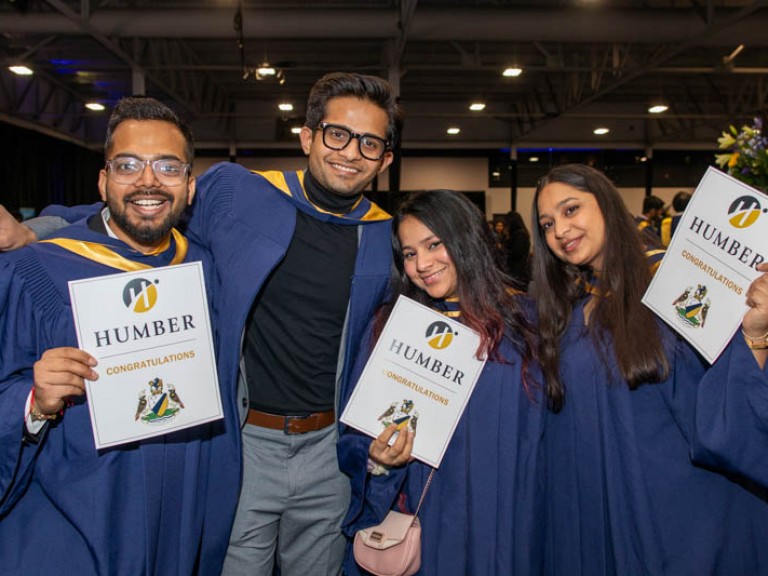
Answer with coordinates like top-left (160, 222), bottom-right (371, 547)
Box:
top-left (8, 65), bottom-right (33, 76)
top-left (278, 102), bottom-right (294, 112)
top-left (290, 126), bottom-right (302, 135)
top-left (256, 62), bottom-right (276, 79)
top-left (85, 102), bottom-right (106, 111)
top-left (469, 102), bottom-right (486, 111)
top-left (447, 127), bottom-right (461, 135)
top-left (648, 103), bottom-right (668, 114)
top-left (593, 127), bottom-right (610, 135)
top-left (529, 156), bottom-right (540, 163)
top-left (502, 67), bottom-right (523, 77)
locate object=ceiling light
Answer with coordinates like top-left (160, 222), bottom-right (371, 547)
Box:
top-left (593, 127), bottom-right (610, 135)
top-left (529, 156), bottom-right (540, 163)
top-left (648, 103), bottom-right (669, 114)
top-left (469, 102), bottom-right (486, 111)
top-left (447, 127), bottom-right (460, 135)
top-left (278, 102), bottom-right (294, 112)
top-left (256, 63), bottom-right (276, 76)
top-left (290, 126), bottom-right (302, 135)
top-left (9, 65), bottom-right (33, 76)
top-left (85, 102), bottom-right (106, 111)
top-left (502, 67), bottom-right (523, 77)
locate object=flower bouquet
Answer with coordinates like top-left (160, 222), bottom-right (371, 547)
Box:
top-left (715, 117), bottom-right (768, 192)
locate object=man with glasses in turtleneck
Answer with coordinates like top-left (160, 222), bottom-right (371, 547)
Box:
top-left (0, 72), bottom-right (402, 576)
top-left (195, 72), bottom-right (400, 576)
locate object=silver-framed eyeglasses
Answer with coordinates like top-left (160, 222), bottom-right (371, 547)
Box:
top-left (105, 157), bottom-right (191, 186)
top-left (317, 122), bottom-right (390, 161)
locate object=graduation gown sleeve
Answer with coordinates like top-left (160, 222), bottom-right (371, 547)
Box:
top-left (691, 334), bottom-right (768, 486)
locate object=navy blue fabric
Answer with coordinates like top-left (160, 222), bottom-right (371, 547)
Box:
top-left (18, 161), bottom-right (394, 573)
top-left (186, 161), bottom-right (393, 564)
top-left (543, 297), bottom-right (768, 575)
top-left (338, 298), bottom-right (546, 576)
top-left (693, 330), bottom-right (768, 489)
top-left (0, 221), bottom-right (228, 575)
top-left (187, 162), bottom-right (392, 422)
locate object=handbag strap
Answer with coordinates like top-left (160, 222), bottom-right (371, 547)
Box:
top-left (413, 468), bottom-right (435, 518)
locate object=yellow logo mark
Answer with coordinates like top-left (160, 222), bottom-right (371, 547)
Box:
top-left (728, 196), bottom-right (763, 229)
top-left (426, 321), bottom-right (454, 350)
top-left (123, 278), bottom-right (158, 313)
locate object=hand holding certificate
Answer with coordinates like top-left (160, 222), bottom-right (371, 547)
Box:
top-left (340, 296), bottom-right (487, 468)
top-left (642, 167), bottom-right (767, 362)
top-left (69, 261), bottom-right (222, 449)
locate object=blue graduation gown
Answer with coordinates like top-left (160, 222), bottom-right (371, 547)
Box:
top-left (338, 303), bottom-right (545, 575)
top-left (27, 162), bottom-right (394, 573)
top-left (187, 162), bottom-right (393, 425)
top-left (692, 328), bottom-right (768, 488)
top-left (0, 221), bottom-right (227, 575)
top-left (543, 297), bottom-right (768, 576)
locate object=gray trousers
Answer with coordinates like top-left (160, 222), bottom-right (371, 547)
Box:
top-left (221, 421), bottom-right (350, 576)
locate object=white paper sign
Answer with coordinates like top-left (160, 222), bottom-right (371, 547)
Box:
top-left (69, 261), bottom-right (222, 449)
top-left (340, 295), bottom-right (487, 467)
top-left (642, 166), bottom-right (767, 362)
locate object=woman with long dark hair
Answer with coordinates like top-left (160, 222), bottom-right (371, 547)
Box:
top-left (531, 163), bottom-right (768, 575)
top-left (338, 189), bottom-right (544, 575)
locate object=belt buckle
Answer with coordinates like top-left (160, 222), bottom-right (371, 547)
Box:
top-left (283, 414), bottom-right (310, 435)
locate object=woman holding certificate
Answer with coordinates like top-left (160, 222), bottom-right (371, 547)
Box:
top-left (531, 163), bottom-right (768, 575)
top-left (338, 189), bottom-right (545, 575)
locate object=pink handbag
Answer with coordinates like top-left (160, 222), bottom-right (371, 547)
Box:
top-left (353, 512), bottom-right (421, 576)
top-left (353, 469), bottom-right (434, 576)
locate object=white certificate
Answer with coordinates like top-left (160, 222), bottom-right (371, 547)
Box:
top-left (642, 166), bottom-right (767, 362)
top-left (340, 295), bottom-right (486, 468)
top-left (69, 261), bottom-right (222, 449)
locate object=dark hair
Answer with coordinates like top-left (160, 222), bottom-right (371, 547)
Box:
top-left (531, 164), bottom-right (669, 411)
top-left (505, 210), bottom-right (527, 233)
top-left (104, 96), bottom-right (195, 164)
top-left (672, 191), bottom-right (692, 212)
top-left (377, 189), bottom-right (539, 392)
top-left (305, 72), bottom-right (403, 148)
top-left (642, 195), bottom-right (664, 214)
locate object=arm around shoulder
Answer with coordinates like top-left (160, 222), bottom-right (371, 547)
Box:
top-left (0, 205), bottom-right (37, 250)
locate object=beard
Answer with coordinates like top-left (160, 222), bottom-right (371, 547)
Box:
top-left (106, 186), bottom-right (186, 247)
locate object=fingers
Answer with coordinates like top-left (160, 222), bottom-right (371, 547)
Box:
top-left (744, 272), bottom-right (768, 314)
top-left (0, 205), bottom-right (36, 251)
top-left (33, 347), bottom-right (98, 414)
top-left (368, 424), bottom-right (415, 468)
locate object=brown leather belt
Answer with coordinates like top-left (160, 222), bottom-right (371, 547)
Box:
top-left (246, 409), bottom-right (335, 435)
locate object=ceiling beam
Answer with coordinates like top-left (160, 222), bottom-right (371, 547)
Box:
top-left (1, 7), bottom-right (767, 46)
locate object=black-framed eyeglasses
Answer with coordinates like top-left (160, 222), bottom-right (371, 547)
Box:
top-left (317, 122), bottom-right (390, 161)
top-left (105, 157), bottom-right (191, 186)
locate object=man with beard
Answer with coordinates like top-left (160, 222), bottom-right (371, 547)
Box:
top-left (0, 96), bottom-right (237, 575)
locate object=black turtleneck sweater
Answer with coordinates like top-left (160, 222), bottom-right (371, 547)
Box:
top-left (243, 171), bottom-right (361, 415)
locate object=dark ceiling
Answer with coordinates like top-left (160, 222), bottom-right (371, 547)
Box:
top-left (1, 0), bottom-right (767, 153)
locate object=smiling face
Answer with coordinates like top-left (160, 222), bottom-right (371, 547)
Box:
top-left (300, 96), bottom-right (393, 197)
top-left (398, 215), bottom-right (458, 300)
top-left (98, 119), bottom-right (195, 253)
top-left (536, 181), bottom-right (607, 272)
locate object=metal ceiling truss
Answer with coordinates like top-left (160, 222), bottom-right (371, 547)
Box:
top-left (1, 1), bottom-right (767, 150)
